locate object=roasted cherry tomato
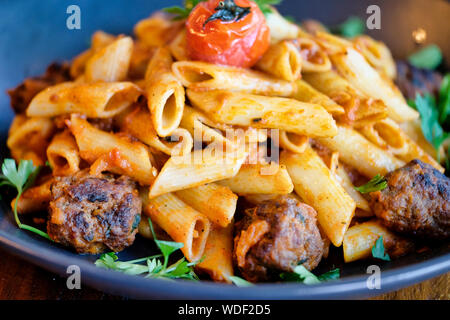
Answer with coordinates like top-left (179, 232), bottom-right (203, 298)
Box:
top-left (186, 0), bottom-right (270, 68)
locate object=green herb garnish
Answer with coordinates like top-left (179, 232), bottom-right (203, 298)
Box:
top-left (229, 275), bottom-right (254, 287)
top-left (164, 0), bottom-right (282, 20)
top-left (371, 236), bottom-right (390, 261)
top-left (408, 44), bottom-right (443, 70)
top-left (95, 218), bottom-right (199, 280)
top-left (333, 16), bottom-right (365, 38)
top-left (0, 159), bottom-right (51, 240)
top-left (354, 174), bottom-right (387, 194)
top-left (280, 265), bottom-right (340, 285)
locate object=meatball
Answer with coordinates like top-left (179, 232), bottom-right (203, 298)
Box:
top-left (48, 170), bottom-right (142, 254)
top-left (233, 195), bottom-right (324, 282)
top-left (369, 159), bottom-right (450, 240)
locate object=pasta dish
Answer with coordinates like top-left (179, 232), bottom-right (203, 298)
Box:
top-left (3, 0), bottom-right (449, 285)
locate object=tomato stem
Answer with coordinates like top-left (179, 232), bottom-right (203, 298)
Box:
top-left (204, 0), bottom-right (251, 27)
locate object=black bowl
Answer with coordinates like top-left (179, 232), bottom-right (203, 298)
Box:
top-left (0, 0), bottom-right (449, 299)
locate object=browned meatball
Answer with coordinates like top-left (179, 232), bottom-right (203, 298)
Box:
top-left (48, 170), bottom-right (142, 254)
top-left (369, 160), bottom-right (450, 240)
top-left (233, 195), bottom-right (324, 282)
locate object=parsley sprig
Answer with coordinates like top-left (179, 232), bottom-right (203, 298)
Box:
top-left (95, 218), bottom-right (199, 280)
top-left (408, 74), bottom-right (450, 167)
top-left (0, 159), bottom-right (51, 240)
top-left (164, 0), bottom-right (282, 20)
top-left (229, 275), bottom-right (254, 287)
top-left (371, 236), bottom-right (390, 261)
top-left (280, 265), bottom-right (340, 284)
top-left (354, 174), bottom-right (387, 194)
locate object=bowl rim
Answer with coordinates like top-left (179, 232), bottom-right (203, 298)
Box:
top-left (1, 227), bottom-right (449, 299)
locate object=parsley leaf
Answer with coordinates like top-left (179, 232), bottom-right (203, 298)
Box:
top-left (371, 236), bottom-right (390, 261)
top-left (0, 159), bottom-right (51, 240)
top-left (408, 44), bottom-right (443, 70)
top-left (253, 0), bottom-right (282, 15)
top-left (95, 218), bottom-right (200, 281)
top-left (333, 16), bottom-right (365, 38)
top-left (438, 74), bottom-right (450, 124)
top-left (280, 265), bottom-right (340, 285)
top-left (229, 276), bottom-right (254, 287)
top-left (354, 174), bottom-right (387, 194)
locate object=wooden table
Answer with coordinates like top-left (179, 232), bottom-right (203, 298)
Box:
top-left (0, 247), bottom-right (448, 300)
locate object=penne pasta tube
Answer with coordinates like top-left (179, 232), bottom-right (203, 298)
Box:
top-left (122, 107), bottom-right (193, 156)
top-left (256, 40), bottom-right (302, 81)
top-left (313, 31), bottom-right (353, 55)
top-left (303, 71), bottom-right (388, 127)
top-left (175, 183), bottom-right (238, 227)
top-left (11, 177), bottom-right (52, 215)
top-left (217, 164), bottom-right (294, 195)
top-left (68, 115), bottom-right (157, 185)
top-left (196, 223), bottom-right (234, 283)
top-left (145, 47), bottom-right (185, 137)
top-left (7, 115), bottom-right (55, 166)
top-left (169, 29), bottom-right (189, 62)
top-left (187, 89), bottom-right (338, 137)
top-left (292, 79), bottom-right (345, 115)
top-left (149, 142), bottom-right (248, 198)
top-left (343, 220), bottom-right (414, 263)
top-left (353, 35), bottom-right (397, 79)
top-left (292, 37), bottom-right (332, 72)
top-left (265, 8), bottom-right (301, 44)
top-left (134, 12), bottom-right (184, 47)
top-left (85, 36), bottom-right (134, 82)
top-left (280, 147), bottom-right (356, 246)
top-left (279, 131), bottom-right (309, 154)
top-left (316, 125), bottom-right (405, 178)
top-left (46, 130), bottom-right (80, 176)
top-left (26, 82), bottom-right (142, 118)
top-left (70, 31), bottom-right (117, 78)
top-left (361, 119), bottom-right (444, 172)
top-left (400, 119), bottom-right (444, 160)
top-left (172, 61), bottom-right (296, 97)
top-left (142, 191), bottom-right (211, 262)
top-left (331, 48), bottom-right (419, 122)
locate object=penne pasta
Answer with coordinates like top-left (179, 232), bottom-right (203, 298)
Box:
top-left (149, 142), bottom-right (247, 198)
top-left (26, 82), bottom-right (142, 118)
top-left (175, 183), bottom-right (238, 227)
top-left (169, 29), bottom-right (189, 62)
top-left (353, 35), bottom-right (397, 79)
top-left (256, 40), bottom-right (302, 81)
top-left (145, 47), bottom-right (185, 137)
top-left (68, 115), bottom-right (157, 185)
top-left (46, 130), bottom-right (80, 176)
top-left (134, 12), bottom-right (184, 47)
top-left (172, 61), bottom-right (296, 97)
top-left (122, 107), bottom-right (193, 156)
top-left (265, 8), bottom-right (301, 44)
top-left (85, 36), bottom-right (134, 82)
top-left (292, 79), bottom-right (345, 115)
top-left (400, 119), bottom-right (443, 160)
top-left (217, 164), bottom-right (294, 195)
top-left (7, 115), bottom-right (55, 166)
top-left (335, 164), bottom-right (371, 213)
top-left (331, 48), bottom-right (419, 122)
top-left (279, 131), bottom-right (309, 154)
top-left (343, 220), bottom-right (414, 263)
top-left (187, 89), bottom-right (338, 137)
top-left (142, 191), bottom-right (211, 262)
top-left (360, 119), bottom-right (444, 172)
top-left (303, 70), bottom-right (388, 127)
top-left (316, 125), bottom-right (405, 177)
top-left (292, 37), bottom-right (332, 72)
top-left (196, 223), bottom-right (234, 283)
top-left (280, 147), bottom-right (356, 246)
